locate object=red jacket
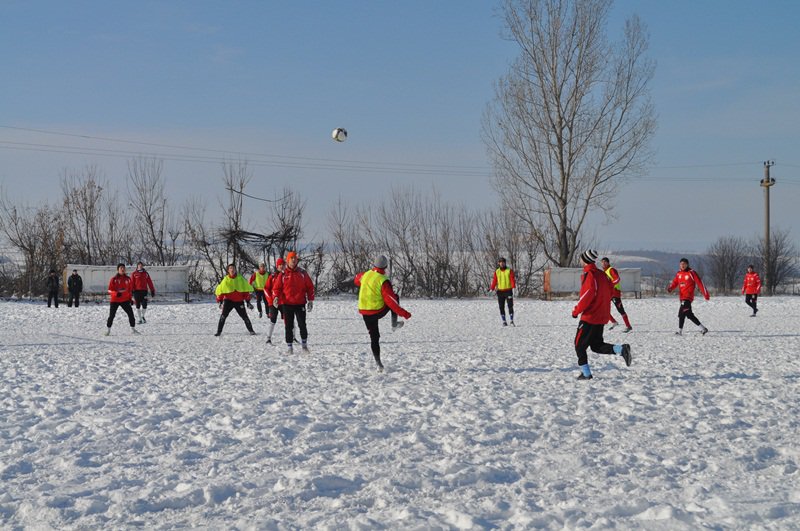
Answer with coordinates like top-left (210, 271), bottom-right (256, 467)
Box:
top-left (131, 269), bottom-right (155, 294)
top-left (354, 268), bottom-right (411, 318)
top-left (572, 263), bottom-right (612, 325)
top-left (668, 269), bottom-right (709, 301)
top-left (272, 266), bottom-right (314, 306)
top-left (108, 274), bottom-right (134, 303)
top-left (742, 272), bottom-right (761, 295)
top-left (263, 271), bottom-right (281, 305)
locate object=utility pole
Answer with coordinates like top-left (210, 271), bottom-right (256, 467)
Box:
top-left (760, 161), bottom-right (776, 294)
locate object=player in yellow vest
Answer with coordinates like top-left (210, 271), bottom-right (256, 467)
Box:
top-left (600, 257), bottom-right (632, 332)
top-left (489, 257), bottom-right (516, 326)
top-left (249, 263), bottom-right (269, 318)
top-left (214, 263), bottom-right (256, 336)
top-left (354, 255), bottom-right (411, 371)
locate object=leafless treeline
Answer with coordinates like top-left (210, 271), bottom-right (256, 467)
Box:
top-left (0, 159), bottom-right (304, 296)
top-left (705, 232), bottom-right (798, 295)
top-left (326, 187), bottom-right (544, 297)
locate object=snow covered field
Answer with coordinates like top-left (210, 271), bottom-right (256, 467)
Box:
top-left (2, 296), bottom-right (800, 529)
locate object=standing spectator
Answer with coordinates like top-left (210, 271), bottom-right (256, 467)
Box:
top-left (105, 263), bottom-right (139, 336)
top-left (271, 251), bottom-right (314, 353)
top-left (214, 263), bottom-right (256, 337)
top-left (249, 262), bottom-right (269, 318)
top-left (263, 257), bottom-right (285, 344)
top-left (489, 257), bottom-right (516, 326)
top-left (131, 261), bottom-right (156, 324)
top-left (571, 250), bottom-right (631, 380)
top-left (600, 257), bottom-right (632, 332)
top-left (45, 269), bottom-right (60, 308)
top-left (667, 258), bottom-right (710, 335)
top-left (355, 255), bottom-right (411, 371)
top-left (67, 269), bottom-right (83, 308)
top-left (742, 264), bottom-right (762, 317)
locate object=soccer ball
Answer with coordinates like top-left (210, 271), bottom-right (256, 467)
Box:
top-left (331, 127), bottom-right (347, 142)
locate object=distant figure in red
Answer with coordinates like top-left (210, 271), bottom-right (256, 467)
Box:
top-left (263, 257), bottom-right (285, 344)
top-left (489, 257), bottom-right (516, 326)
top-left (106, 263), bottom-right (139, 336)
top-left (131, 261), bottom-right (156, 324)
top-left (600, 257), bottom-right (632, 333)
top-left (571, 250), bottom-right (631, 380)
top-left (667, 258), bottom-right (709, 335)
top-left (741, 264), bottom-right (762, 317)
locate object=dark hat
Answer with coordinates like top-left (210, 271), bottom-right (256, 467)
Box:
top-left (116, 263), bottom-right (126, 269)
top-left (498, 257), bottom-right (506, 262)
top-left (580, 249), bottom-right (598, 264)
top-left (72, 269), bottom-right (77, 273)
top-left (680, 257), bottom-right (689, 264)
top-left (49, 269), bottom-right (56, 273)
top-left (600, 257), bottom-right (610, 263)
top-left (374, 255), bottom-right (389, 269)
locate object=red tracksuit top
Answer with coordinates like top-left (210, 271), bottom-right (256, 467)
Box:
top-left (272, 266), bottom-right (315, 306)
top-left (572, 263), bottom-right (612, 325)
top-left (742, 272), bottom-right (761, 295)
top-left (131, 269), bottom-right (155, 294)
top-left (668, 269), bottom-right (709, 302)
top-left (108, 274), bottom-right (134, 303)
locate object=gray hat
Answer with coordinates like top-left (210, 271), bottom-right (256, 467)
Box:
top-left (374, 255), bottom-right (389, 269)
top-left (580, 249), bottom-right (598, 264)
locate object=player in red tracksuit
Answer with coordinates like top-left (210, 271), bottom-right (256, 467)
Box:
top-left (601, 257), bottom-right (632, 332)
top-left (271, 251), bottom-right (315, 352)
top-left (105, 263), bottom-right (139, 336)
top-left (131, 262), bottom-right (156, 324)
top-left (741, 264), bottom-right (762, 316)
top-left (571, 250), bottom-right (631, 380)
top-left (263, 257), bottom-right (285, 344)
top-left (667, 258), bottom-right (710, 335)
top-left (355, 255), bottom-right (412, 371)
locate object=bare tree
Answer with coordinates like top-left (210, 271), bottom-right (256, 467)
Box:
top-left (755, 229), bottom-right (797, 295)
top-left (483, 0), bottom-right (656, 266)
top-left (127, 157), bottom-right (181, 265)
top-left (705, 236), bottom-right (749, 294)
top-left (478, 208), bottom-right (543, 296)
top-left (60, 166), bottom-right (106, 264)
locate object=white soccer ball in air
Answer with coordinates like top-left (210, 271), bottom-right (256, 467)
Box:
top-left (331, 127), bottom-right (347, 142)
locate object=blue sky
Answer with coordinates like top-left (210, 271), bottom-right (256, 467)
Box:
top-left (1, 0), bottom-right (799, 252)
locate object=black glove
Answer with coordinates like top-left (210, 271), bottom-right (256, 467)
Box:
top-left (247, 301), bottom-right (254, 310)
top-left (307, 301), bottom-right (313, 312)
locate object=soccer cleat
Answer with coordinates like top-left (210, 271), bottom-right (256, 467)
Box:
top-left (142, 316), bottom-right (146, 324)
top-left (675, 330), bottom-right (682, 336)
top-left (622, 327), bottom-right (632, 333)
top-left (621, 344), bottom-right (632, 367)
top-left (502, 321), bottom-right (508, 327)
top-left (392, 321), bottom-right (404, 332)
top-left (608, 322), bottom-right (617, 330)
top-left (301, 343), bottom-right (309, 352)
top-left (249, 330), bottom-right (257, 336)
top-left (266, 338), bottom-right (272, 345)
top-left (131, 328), bottom-right (140, 335)
top-left (285, 344), bottom-right (294, 355)
top-left (137, 318), bottom-right (143, 324)
top-left (750, 312), bottom-right (756, 317)
top-left (700, 326), bottom-right (708, 335)
top-left (214, 332), bottom-right (221, 337)
top-left (510, 321), bottom-right (516, 327)
top-left (374, 354), bottom-right (384, 372)
top-left (258, 311), bottom-right (262, 319)
top-left (577, 373), bottom-right (593, 380)
top-left (104, 328), bottom-right (111, 336)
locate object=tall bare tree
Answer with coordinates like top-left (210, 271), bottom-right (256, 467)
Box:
top-left (483, 0), bottom-right (656, 266)
top-left (755, 229), bottom-right (797, 295)
top-left (705, 236), bottom-right (749, 294)
top-left (127, 157), bottom-right (180, 265)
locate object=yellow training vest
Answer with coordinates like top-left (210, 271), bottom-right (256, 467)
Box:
top-left (358, 270), bottom-right (387, 311)
top-left (604, 268), bottom-right (621, 291)
top-left (252, 271), bottom-right (268, 290)
top-left (215, 274), bottom-right (254, 296)
top-left (495, 268), bottom-right (512, 290)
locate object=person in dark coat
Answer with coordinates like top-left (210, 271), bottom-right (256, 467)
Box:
top-left (46, 269), bottom-right (60, 308)
top-left (67, 269), bottom-right (83, 308)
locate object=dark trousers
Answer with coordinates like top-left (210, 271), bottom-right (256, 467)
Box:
top-left (254, 291), bottom-right (266, 314)
top-left (497, 290), bottom-right (514, 319)
top-left (268, 303), bottom-right (283, 324)
top-left (47, 290), bottom-right (59, 308)
top-left (282, 304), bottom-right (308, 344)
top-left (745, 294), bottom-right (758, 313)
top-left (679, 300), bottom-right (702, 328)
top-left (133, 290), bottom-right (149, 309)
top-left (612, 297), bottom-right (627, 316)
top-left (362, 306), bottom-right (395, 357)
top-left (217, 300), bottom-right (254, 334)
top-left (107, 301), bottom-right (135, 328)
top-left (574, 321), bottom-right (615, 366)
top-left (68, 291), bottom-right (80, 307)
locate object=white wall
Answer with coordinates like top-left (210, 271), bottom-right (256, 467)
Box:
top-left (547, 267), bottom-right (642, 295)
top-left (65, 265), bottom-right (189, 295)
